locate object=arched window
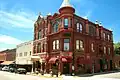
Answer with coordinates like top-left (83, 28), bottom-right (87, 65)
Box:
top-left (76, 40), bottom-right (84, 50)
top-left (53, 22), bottom-right (59, 33)
top-left (52, 40), bottom-right (59, 50)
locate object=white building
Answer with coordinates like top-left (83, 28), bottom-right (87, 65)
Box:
top-left (16, 41), bottom-right (33, 71)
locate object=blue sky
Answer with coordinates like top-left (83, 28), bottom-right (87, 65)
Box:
top-left (0, 0), bottom-right (120, 51)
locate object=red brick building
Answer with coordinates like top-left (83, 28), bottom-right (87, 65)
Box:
top-left (33, 0), bottom-right (114, 75)
top-left (0, 49), bottom-right (16, 64)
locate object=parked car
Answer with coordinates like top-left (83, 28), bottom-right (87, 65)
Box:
top-left (2, 66), bottom-right (9, 71)
top-left (9, 67), bottom-right (17, 73)
top-left (16, 68), bottom-right (27, 74)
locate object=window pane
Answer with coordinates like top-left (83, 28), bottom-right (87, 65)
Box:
top-left (80, 24), bottom-right (82, 32)
top-left (56, 40), bottom-right (59, 49)
top-left (104, 47), bottom-right (106, 54)
top-left (80, 40), bottom-right (83, 48)
top-left (53, 41), bottom-right (56, 50)
top-left (64, 18), bottom-right (68, 26)
top-left (64, 18), bottom-right (68, 29)
top-left (64, 39), bottom-right (70, 43)
top-left (108, 48), bottom-right (110, 55)
top-left (64, 43), bottom-right (69, 50)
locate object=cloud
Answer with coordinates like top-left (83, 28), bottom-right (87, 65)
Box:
top-left (0, 34), bottom-right (23, 45)
top-left (0, 9), bottom-right (37, 29)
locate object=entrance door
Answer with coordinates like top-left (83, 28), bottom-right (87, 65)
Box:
top-left (100, 59), bottom-right (103, 71)
top-left (110, 60), bottom-right (113, 70)
top-left (63, 63), bottom-right (70, 74)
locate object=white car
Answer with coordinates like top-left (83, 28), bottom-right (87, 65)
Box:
top-left (2, 66), bottom-right (9, 71)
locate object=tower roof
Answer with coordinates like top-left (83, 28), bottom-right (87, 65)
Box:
top-left (60, 0), bottom-right (73, 8)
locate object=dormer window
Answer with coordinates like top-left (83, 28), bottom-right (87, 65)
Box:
top-left (77, 23), bottom-right (83, 32)
top-left (64, 18), bottom-right (68, 29)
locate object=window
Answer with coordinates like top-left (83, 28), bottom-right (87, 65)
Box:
top-left (80, 40), bottom-right (84, 49)
top-left (108, 48), bottom-right (110, 55)
top-left (76, 40), bottom-right (79, 49)
top-left (56, 40), bottom-right (59, 49)
top-left (53, 41), bottom-right (56, 50)
top-left (108, 35), bottom-right (110, 41)
top-left (53, 22), bottom-right (59, 33)
top-left (38, 30), bottom-right (42, 39)
top-left (53, 40), bottom-right (59, 50)
top-left (77, 23), bottom-right (83, 32)
top-left (38, 43), bottom-right (41, 53)
top-left (64, 39), bottom-right (70, 51)
top-left (30, 51), bottom-right (31, 56)
top-left (104, 47), bottom-right (106, 54)
top-left (91, 43), bottom-right (94, 52)
top-left (103, 33), bottom-right (105, 39)
top-left (19, 53), bottom-right (22, 57)
top-left (24, 52), bottom-right (27, 56)
top-left (89, 26), bottom-right (96, 36)
top-left (64, 18), bottom-right (69, 29)
top-left (76, 40), bottom-right (84, 50)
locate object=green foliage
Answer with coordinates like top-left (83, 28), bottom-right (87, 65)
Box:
top-left (114, 42), bottom-right (120, 55)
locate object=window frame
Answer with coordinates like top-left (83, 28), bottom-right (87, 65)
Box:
top-left (64, 39), bottom-right (70, 51)
top-left (64, 18), bottom-right (69, 29)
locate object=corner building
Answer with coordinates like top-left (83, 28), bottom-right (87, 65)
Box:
top-left (33, 0), bottom-right (114, 74)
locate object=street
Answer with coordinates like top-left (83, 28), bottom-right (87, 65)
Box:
top-left (0, 71), bottom-right (120, 80)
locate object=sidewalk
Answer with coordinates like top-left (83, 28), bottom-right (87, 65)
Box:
top-left (27, 72), bottom-right (63, 79)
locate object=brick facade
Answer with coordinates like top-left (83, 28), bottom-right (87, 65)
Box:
top-left (33, 0), bottom-right (114, 74)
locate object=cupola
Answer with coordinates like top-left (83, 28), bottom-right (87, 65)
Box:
top-left (59, 0), bottom-right (75, 14)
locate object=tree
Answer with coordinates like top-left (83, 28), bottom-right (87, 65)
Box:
top-left (114, 42), bottom-right (120, 55)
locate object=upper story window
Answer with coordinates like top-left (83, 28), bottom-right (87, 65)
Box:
top-left (37, 43), bottom-right (41, 53)
top-left (89, 26), bottom-right (96, 36)
top-left (64, 39), bottom-right (70, 51)
top-left (53, 22), bottom-right (59, 33)
top-left (103, 33), bottom-right (106, 40)
top-left (53, 40), bottom-right (59, 50)
top-left (91, 43), bottom-right (95, 52)
top-left (104, 46), bottom-right (106, 54)
top-left (38, 30), bottom-right (42, 39)
top-left (24, 52), bottom-right (27, 56)
top-left (107, 34), bottom-right (110, 41)
top-left (76, 40), bottom-right (84, 50)
top-left (108, 47), bottom-right (111, 55)
top-left (19, 53), bottom-right (22, 57)
top-left (77, 23), bottom-right (83, 32)
top-left (64, 18), bottom-right (68, 29)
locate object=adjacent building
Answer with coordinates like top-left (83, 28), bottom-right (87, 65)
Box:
top-left (0, 49), bottom-right (16, 66)
top-left (32, 0), bottom-right (114, 75)
top-left (16, 41), bottom-right (33, 72)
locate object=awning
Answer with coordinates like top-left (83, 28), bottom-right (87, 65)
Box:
top-left (49, 58), bottom-right (58, 63)
top-left (49, 58), bottom-right (67, 63)
top-left (31, 55), bottom-right (40, 61)
top-left (1, 61), bottom-right (14, 65)
top-left (62, 58), bottom-right (67, 62)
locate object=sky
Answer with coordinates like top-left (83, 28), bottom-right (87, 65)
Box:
top-left (0, 0), bottom-right (120, 51)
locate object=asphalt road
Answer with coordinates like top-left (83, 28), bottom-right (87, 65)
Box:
top-left (1, 71), bottom-right (120, 80)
